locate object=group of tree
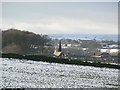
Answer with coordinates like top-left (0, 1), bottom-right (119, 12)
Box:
top-left (2, 28), bottom-right (52, 54)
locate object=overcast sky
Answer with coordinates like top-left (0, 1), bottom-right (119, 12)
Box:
top-left (2, 2), bottom-right (118, 35)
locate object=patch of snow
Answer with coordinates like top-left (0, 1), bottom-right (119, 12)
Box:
top-left (0, 58), bottom-right (119, 88)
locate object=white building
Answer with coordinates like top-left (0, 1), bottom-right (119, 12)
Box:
top-left (99, 48), bottom-right (119, 53)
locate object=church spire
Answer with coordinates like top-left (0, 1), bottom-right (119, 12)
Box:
top-left (58, 40), bottom-right (62, 52)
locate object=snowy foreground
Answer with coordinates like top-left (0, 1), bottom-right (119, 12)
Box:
top-left (0, 58), bottom-right (119, 88)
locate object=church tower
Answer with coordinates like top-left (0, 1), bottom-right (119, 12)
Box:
top-left (53, 40), bottom-right (63, 57)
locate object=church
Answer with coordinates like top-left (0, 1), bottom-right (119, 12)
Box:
top-left (53, 40), bottom-right (63, 57)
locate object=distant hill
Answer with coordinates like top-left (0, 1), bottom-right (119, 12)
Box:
top-left (2, 28), bottom-right (52, 54)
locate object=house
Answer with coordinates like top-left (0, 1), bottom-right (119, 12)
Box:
top-left (91, 52), bottom-right (111, 58)
top-left (98, 48), bottom-right (119, 54)
top-left (99, 53), bottom-right (111, 58)
top-left (53, 51), bottom-right (63, 57)
top-left (108, 44), bottom-right (118, 48)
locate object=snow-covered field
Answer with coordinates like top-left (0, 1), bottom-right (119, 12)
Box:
top-left (0, 58), bottom-right (119, 88)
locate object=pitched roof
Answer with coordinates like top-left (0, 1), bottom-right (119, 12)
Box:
top-left (53, 51), bottom-right (62, 57)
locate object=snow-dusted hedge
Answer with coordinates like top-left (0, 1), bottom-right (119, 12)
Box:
top-left (2, 53), bottom-right (120, 69)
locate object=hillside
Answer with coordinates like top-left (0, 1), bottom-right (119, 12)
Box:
top-left (2, 28), bottom-right (52, 54)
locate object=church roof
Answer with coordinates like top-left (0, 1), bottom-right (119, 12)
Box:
top-left (53, 51), bottom-right (62, 57)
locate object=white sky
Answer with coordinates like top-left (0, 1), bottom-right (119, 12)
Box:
top-left (1, 1), bottom-right (119, 35)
